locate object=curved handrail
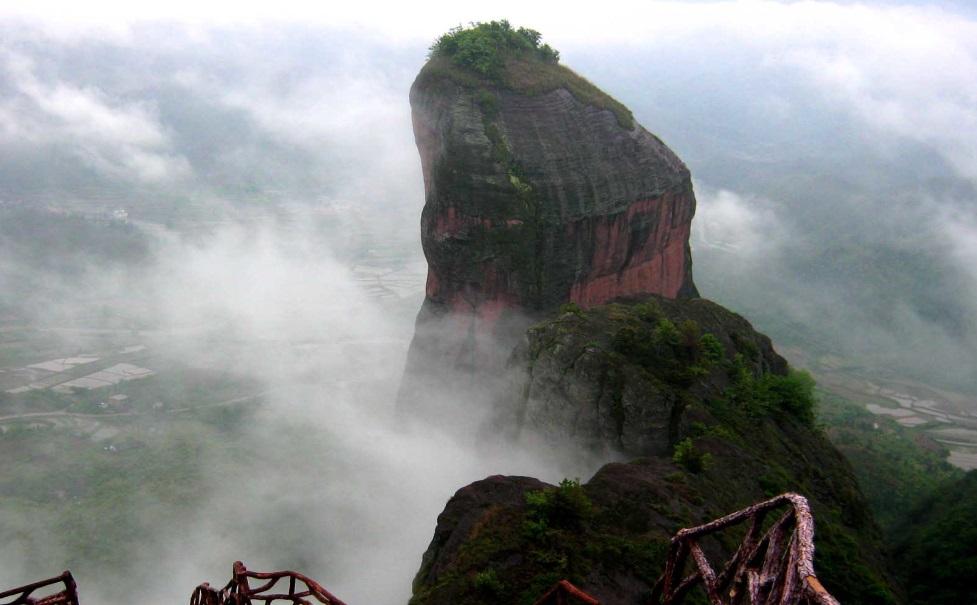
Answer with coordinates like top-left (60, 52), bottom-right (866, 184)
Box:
top-left (0, 572), bottom-right (78, 605)
top-left (651, 492), bottom-right (840, 605)
top-left (4, 493), bottom-right (841, 605)
top-left (533, 579), bottom-right (601, 605)
top-left (190, 561), bottom-right (347, 605)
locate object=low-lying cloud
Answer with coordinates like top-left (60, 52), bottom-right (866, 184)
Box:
top-left (693, 184), bottom-right (977, 392)
top-left (0, 48), bottom-right (190, 183)
top-left (0, 216), bottom-right (591, 604)
top-left (2, 3), bottom-right (977, 602)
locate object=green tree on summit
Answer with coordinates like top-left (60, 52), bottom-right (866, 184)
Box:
top-left (430, 20), bottom-right (559, 79)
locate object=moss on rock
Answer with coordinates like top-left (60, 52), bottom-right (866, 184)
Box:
top-left (412, 297), bottom-right (901, 604)
top-left (419, 20), bottom-right (634, 130)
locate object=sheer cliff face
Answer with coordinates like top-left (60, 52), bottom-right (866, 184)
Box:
top-left (402, 62), bottom-right (697, 395)
top-left (511, 296), bottom-right (787, 458)
top-left (411, 68), bottom-right (697, 322)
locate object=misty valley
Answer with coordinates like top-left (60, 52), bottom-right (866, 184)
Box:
top-left (0, 201), bottom-right (443, 603)
top-left (2, 9), bottom-right (977, 605)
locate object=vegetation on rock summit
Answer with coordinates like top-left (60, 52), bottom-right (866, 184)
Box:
top-left (429, 20), bottom-right (559, 78)
top-left (422, 21), bottom-right (635, 129)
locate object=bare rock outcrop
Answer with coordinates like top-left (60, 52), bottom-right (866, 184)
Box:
top-left (510, 296), bottom-right (787, 458)
top-left (400, 51), bottom-right (697, 410)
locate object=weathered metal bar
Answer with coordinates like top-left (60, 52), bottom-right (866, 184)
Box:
top-left (651, 493), bottom-right (840, 605)
top-left (0, 571), bottom-right (78, 605)
top-left (532, 580), bottom-right (600, 605)
top-left (758, 512), bottom-right (793, 595)
top-left (716, 509), bottom-right (766, 595)
top-left (674, 494), bottom-right (795, 540)
top-left (777, 532), bottom-right (800, 605)
top-left (190, 561), bottom-right (347, 605)
top-left (688, 541), bottom-right (722, 605)
top-left (4, 493), bottom-right (841, 605)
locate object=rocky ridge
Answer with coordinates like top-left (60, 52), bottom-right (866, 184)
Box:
top-left (402, 23), bottom-right (901, 605)
top-left (401, 44), bottom-right (697, 401)
top-left (411, 297), bottom-right (899, 605)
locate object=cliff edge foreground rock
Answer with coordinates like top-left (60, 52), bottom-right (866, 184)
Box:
top-left (410, 298), bottom-right (899, 605)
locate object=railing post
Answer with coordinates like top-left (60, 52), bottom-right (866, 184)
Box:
top-left (650, 493), bottom-right (839, 605)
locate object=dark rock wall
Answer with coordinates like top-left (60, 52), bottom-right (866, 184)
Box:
top-left (496, 88), bottom-right (696, 307)
top-left (401, 66), bottom-right (697, 408)
top-left (410, 446), bottom-right (897, 605)
top-left (411, 316), bottom-right (899, 605)
top-left (509, 296), bottom-right (787, 458)
top-left (412, 76), bottom-right (696, 321)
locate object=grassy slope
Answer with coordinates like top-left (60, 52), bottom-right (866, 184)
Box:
top-left (816, 390), bottom-right (962, 533)
top-left (891, 470), bottom-right (977, 605)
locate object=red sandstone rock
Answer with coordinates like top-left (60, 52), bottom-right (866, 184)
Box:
top-left (400, 57), bottom-right (698, 406)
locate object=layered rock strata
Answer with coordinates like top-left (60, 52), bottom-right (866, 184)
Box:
top-left (401, 59), bottom-right (698, 408)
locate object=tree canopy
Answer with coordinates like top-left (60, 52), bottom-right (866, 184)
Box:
top-left (429, 20), bottom-right (560, 80)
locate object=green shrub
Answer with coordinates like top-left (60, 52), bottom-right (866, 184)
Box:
top-left (726, 359), bottom-right (817, 426)
top-left (730, 332), bottom-right (759, 358)
top-left (472, 568), bottom-right (504, 595)
top-left (524, 478), bottom-right (594, 536)
top-left (558, 302), bottom-right (583, 317)
top-left (689, 421), bottom-right (736, 443)
top-left (653, 318), bottom-right (680, 347)
top-left (896, 471), bottom-right (977, 605)
top-left (611, 318), bottom-right (715, 387)
top-left (611, 326), bottom-right (643, 357)
top-left (726, 353), bottom-right (761, 414)
top-left (476, 89), bottom-right (500, 118)
top-left (633, 301), bottom-right (662, 322)
top-left (429, 20), bottom-right (559, 80)
top-left (758, 370), bottom-right (817, 425)
top-left (700, 333), bottom-right (725, 365)
top-left (422, 23), bottom-right (634, 129)
top-left (673, 438), bottom-right (712, 473)
top-left (758, 468), bottom-right (793, 497)
top-left (678, 320), bottom-right (700, 349)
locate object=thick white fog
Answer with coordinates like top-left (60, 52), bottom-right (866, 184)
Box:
top-left (2, 1), bottom-right (977, 603)
top-left (0, 216), bottom-right (598, 603)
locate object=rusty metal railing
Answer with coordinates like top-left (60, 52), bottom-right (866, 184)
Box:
top-left (533, 579), bottom-right (600, 605)
top-left (2, 493), bottom-right (841, 605)
top-left (651, 492), bottom-right (839, 605)
top-left (190, 561), bottom-right (347, 605)
top-left (0, 571), bottom-right (78, 605)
